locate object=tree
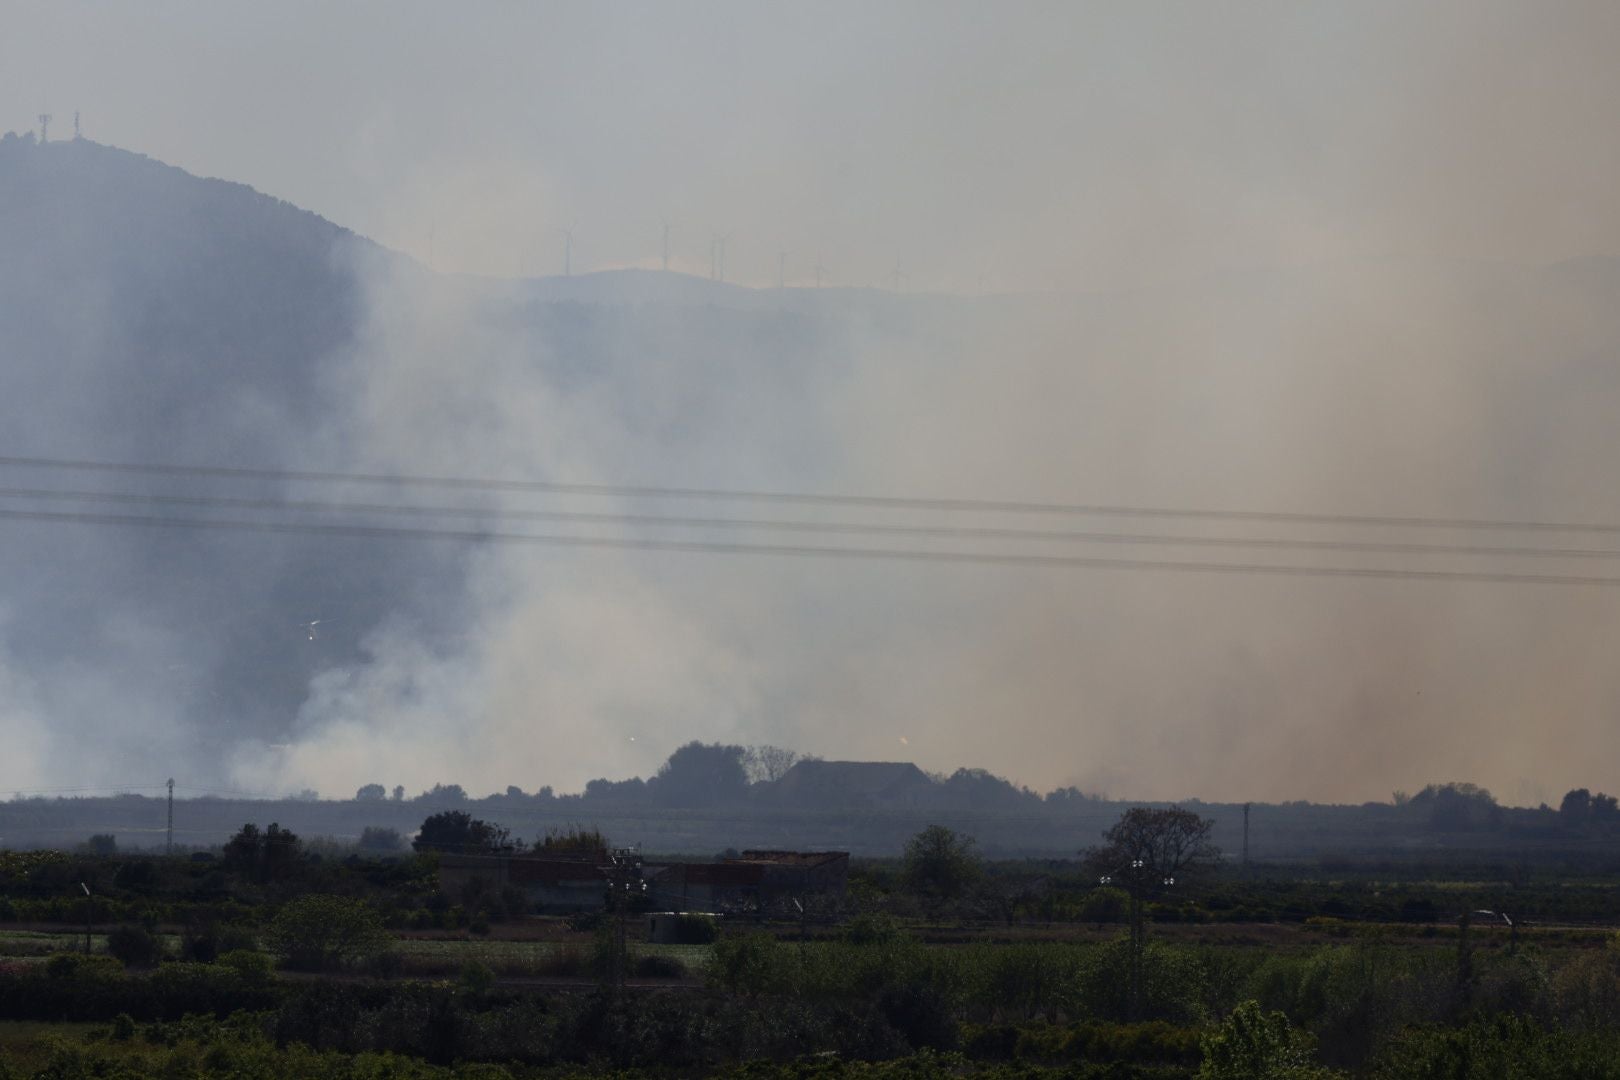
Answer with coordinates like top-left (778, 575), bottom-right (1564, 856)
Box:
top-left (744, 745), bottom-right (811, 784)
top-left (82, 834), bottom-right (117, 855)
top-left (391, 785), bottom-right (405, 802)
top-left (1086, 806), bottom-right (1221, 882)
top-left (355, 783), bottom-right (386, 801)
top-left (268, 894), bottom-right (390, 972)
top-left (650, 741), bottom-right (749, 805)
top-left (900, 824), bottom-right (982, 901)
top-left (1084, 806), bottom-right (1219, 1019)
top-left (1561, 788), bottom-right (1593, 821)
top-left (222, 822), bottom-right (302, 882)
top-left (412, 810), bottom-right (515, 853)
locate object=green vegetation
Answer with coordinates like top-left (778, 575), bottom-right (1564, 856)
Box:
top-left (4, 809), bottom-right (1620, 1076)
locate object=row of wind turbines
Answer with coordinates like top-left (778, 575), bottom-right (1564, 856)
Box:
top-left (562, 218), bottom-right (861, 289)
top-left (430, 217), bottom-right (915, 292)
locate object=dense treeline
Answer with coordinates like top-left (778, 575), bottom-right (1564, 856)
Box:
top-left (8, 744), bottom-right (1620, 860)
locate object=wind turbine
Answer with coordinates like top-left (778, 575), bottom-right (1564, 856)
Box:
top-left (711, 230), bottom-right (731, 283)
top-left (302, 618), bottom-right (335, 642)
top-left (562, 219), bottom-right (578, 277)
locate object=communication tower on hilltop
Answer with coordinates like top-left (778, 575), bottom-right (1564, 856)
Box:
top-left (38, 114), bottom-right (51, 142)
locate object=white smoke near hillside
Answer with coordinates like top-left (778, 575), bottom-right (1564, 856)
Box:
top-left (232, 249), bottom-right (1620, 805)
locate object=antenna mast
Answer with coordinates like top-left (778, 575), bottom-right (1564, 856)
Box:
top-left (37, 114), bottom-right (51, 143)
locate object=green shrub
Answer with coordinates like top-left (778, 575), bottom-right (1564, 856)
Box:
top-left (217, 949), bottom-right (274, 985)
top-left (842, 913), bottom-right (902, 946)
top-left (708, 933), bottom-right (786, 997)
top-left (634, 953), bottom-right (688, 979)
top-left (1200, 1000), bottom-right (1337, 1079)
top-left (106, 924), bottom-right (165, 968)
top-left (460, 960), bottom-right (496, 994)
top-left (267, 894), bottom-right (390, 972)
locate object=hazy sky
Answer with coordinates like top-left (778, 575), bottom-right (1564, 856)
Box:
top-left (9, 3), bottom-right (1620, 807)
top-left (7, 2), bottom-right (1620, 291)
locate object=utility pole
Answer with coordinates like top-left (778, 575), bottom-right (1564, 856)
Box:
top-left (80, 883), bottom-right (92, 954)
top-left (1098, 859), bottom-right (1174, 1021)
top-left (166, 778), bottom-right (175, 855)
top-left (602, 847), bottom-right (643, 994)
top-left (1242, 803), bottom-right (1251, 874)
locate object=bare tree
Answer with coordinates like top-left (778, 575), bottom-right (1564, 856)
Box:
top-left (744, 745), bottom-right (811, 784)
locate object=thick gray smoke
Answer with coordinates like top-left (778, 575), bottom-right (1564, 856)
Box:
top-left (225, 254), bottom-right (1620, 807)
top-left (7, 3), bottom-right (1620, 804)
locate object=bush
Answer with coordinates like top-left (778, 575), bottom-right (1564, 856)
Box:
top-left (633, 953), bottom-right (688, 979)
top-left (707, 933), bottom-right (785, 997)
top-left (106, 924), bottom-right (165, 968)
top-left (1200, 1000), bottom-right (1336, 1079)
top-left (460, 960), bottom-right (496, 994)
top-left (217, 949), bottom-right (274, 985)
top-left (268, 895), bottom-right (390, 972)
top-left (877, 983), bottom-right (958, 1051)
top-left (670, 913), bottom-right (718, 944)
top-left (842, 913), bottom-right (902, 946)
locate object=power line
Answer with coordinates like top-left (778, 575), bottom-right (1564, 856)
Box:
top-left (5, 485), bottom-right (1620, 561)
top-left (6, 505), bottom-right (1620, 588)
top-left (4, 454), bottom-right (1620, 534)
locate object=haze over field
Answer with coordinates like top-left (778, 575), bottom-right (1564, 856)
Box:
top-left (5, 3), bottom-right (1620, 805)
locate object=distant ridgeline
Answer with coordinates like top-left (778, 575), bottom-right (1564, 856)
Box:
top-left (1, 741), bottom-right (1611, 861)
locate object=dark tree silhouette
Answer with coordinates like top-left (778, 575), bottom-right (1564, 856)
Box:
top-left (222, 822), bottom-right (302, 882)
top-left (412, 811), bottom-right (515, 853)
top-left (650, 741), bottom-right (748, 806)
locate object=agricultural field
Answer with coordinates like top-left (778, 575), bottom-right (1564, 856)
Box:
top-left (5, 815), bottom-right (1620, 1078)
